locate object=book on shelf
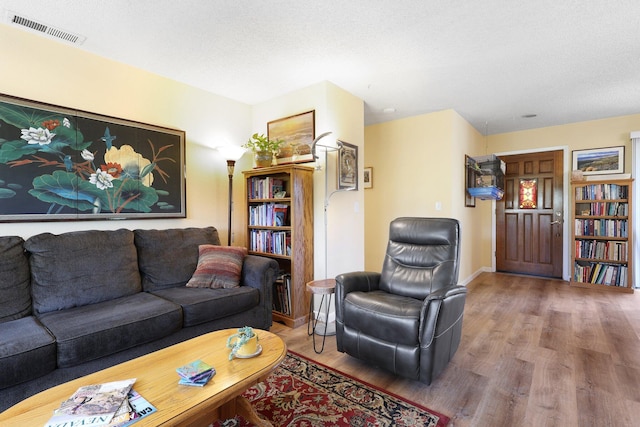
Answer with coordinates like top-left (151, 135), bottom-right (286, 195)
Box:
top-left (575, 201), bottom-right (628, 216)
top-left (249, 203), bottom-right (289, 227)
top-left (248, 176), bottom-right (287, 199)
top-left (250, 229), bottom-right (291, 255)
top-left (274, 204), bottom-right (289, 226)
top-left (273, 273), bottom-right (292, 316)
top-left (574, 261), bottom-right (628, 287)
top-left (574, 218), bottom-right (628, 238)
top-left (575, 183), bottom-right (629, 200)
top-left (575, 240), bottom-right (627, 261)
top-left (45, 378), bottom-right (136, 427)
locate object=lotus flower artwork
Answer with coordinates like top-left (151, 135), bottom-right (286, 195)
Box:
top-left (0, 96), bottom-right (185, 220)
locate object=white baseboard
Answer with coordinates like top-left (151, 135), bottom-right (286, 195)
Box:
top-left (313, 310), bottom-right (336, 324)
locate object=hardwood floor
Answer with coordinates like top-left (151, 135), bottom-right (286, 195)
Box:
top-left (270, 272), bottom-right (640, 427)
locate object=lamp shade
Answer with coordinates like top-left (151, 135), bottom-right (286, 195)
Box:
top-left (216, 145), bottom-right (246, 161)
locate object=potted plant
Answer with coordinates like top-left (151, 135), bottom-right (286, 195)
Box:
top-left (243, 133), bottom-right (284, 168)
top-left (226, 326), bottom-right (259, 359)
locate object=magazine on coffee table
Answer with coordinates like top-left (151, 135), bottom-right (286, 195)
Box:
top-left (111, 389), bottom-right (157, 426)
top-left (44, 378), bottom-right (136, 427)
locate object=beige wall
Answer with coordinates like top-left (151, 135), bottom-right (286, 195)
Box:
top-left (0, 23), bottom-right (253, 240)
top-left (363, 111), bottom-right (640, 284)
top-left (4, 21), bottom-right (639, 284)
top-left (364, 109), bottom-right (491, 283)
top-left (488, 114), bottom-right (640, 174)
top-left (0, 23), bottom-right (366, 296)
top-left (251, 82), bottom-right (365, 279)
top-left (487, 114), bottom-right (640, 280)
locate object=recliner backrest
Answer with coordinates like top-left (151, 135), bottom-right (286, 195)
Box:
top-left (379, 217), bottom-right (460, 299)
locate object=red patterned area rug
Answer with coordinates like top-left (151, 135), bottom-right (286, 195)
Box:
top-left (211, 351), bottom-right (449, 427)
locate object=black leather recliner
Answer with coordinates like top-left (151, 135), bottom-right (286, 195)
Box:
top-left (335, 217), bottom-right (467, 384)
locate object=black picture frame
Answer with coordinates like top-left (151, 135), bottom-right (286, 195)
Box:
top-left (0, 94), bottom-right (186, 221)
top-left (338, 141), bottom-right (358, 190)
top-left (465, 155), bottom-right (476, 207)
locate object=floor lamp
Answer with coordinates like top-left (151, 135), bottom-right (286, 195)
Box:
top-left (311, 133), bottom-right (356, 279)
top-left (216, 146), bottom-right (246, 246)
top-left (309, 133), bottom-right (354, 341)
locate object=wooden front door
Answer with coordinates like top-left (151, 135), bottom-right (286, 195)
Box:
top-left (496, 150), bottom-right (564, 278)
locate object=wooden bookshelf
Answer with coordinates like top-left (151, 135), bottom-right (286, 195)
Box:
top-left (243, 165), bottom-right (314, 327)
top-left (570, 178), bottom-right (633, 292)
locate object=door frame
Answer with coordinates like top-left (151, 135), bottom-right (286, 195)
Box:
top-left (490, 145), bottom-right (571, 281)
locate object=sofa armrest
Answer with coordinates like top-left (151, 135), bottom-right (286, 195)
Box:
top-left (241, 255), bottom-right (279, 326)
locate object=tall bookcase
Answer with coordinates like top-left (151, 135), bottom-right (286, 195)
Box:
top-left (571, 178), bottom-right (634, 292)
top-left (243, 164), bottom-right (314, 327)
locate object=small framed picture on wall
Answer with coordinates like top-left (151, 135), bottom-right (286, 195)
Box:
top-left (338, 141), bottom-right (358, 190)
top-left (363, 167), bottom-right (372, 189)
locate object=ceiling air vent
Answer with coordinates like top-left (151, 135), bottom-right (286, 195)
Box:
top-left (6, 10), bottom-right (86, 45)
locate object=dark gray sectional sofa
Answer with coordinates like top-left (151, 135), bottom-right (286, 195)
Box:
top-left (0, 226), bottom-right (278, 412)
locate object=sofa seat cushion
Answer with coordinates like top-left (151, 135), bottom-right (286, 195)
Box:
top-left (37, 293), bottom-right (182, 368)
top-left (151, 286), bottom-right (259, 327)
top-left (0, 316), bottom-right (56, 389)
top-left (26, 229), bottom-right (141, 315)
top-left (135, 227), bottom-right (221, 292)
top-left (0, 236), bottom-right (31, 323)
top-left (343, 290), bottom-right (423, 347)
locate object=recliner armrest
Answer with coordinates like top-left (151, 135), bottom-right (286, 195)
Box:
top-left (425, 285), bottom-right (467, 301)
top-left (335, 271), bottom-right (381, 327)
top-left (419, 285), bottom-right (467, 345)
top-left (335, 271), bottom-right (381, 296)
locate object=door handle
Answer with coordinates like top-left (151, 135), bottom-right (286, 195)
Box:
top-left (550, 220), bottom-right (562, 225)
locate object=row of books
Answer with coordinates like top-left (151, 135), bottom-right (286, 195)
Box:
top-left (273, 273), bottom-right (292, 315)
top-left (575, 201), bottom-right (628, 217)
top-left (575, 240), bottom-right (628, 262)
top-left (575, 183), bottom-right (629, 201)
top-left (45, 379), bottom-right (156, 427)
top-left (574, 262), bottom-right (628, 287)
top-left (248, 176), bottom-right (285, 199)
top-left (249, 230), bottom-right (291, 256)
top-left (249, 203), bottom-right (289, 227)
top-left (574, 218), bottom-right (628, 238)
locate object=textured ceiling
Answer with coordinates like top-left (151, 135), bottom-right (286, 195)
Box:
top-left (2, 0), bottom-right (640, 135)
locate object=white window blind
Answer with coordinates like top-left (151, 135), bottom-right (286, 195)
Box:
top-left (631, 132), bottom-right (640, 288)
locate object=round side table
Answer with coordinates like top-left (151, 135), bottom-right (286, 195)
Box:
top-left (306, 279), bottom-right (336, 354)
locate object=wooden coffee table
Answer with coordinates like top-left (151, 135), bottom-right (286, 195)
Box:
top-left (0, 328), bottom-right (286, 426)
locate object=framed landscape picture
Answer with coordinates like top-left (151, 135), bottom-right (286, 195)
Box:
top-left (0, 94), bottom-right (186, 221)
top-left (572, 146), bottom-right (624, 176)
top-left (268, 110), bottom-right (315, 165)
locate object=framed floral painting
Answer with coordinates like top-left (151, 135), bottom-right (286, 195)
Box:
top-left (0, 94), bottom-right (186, 221)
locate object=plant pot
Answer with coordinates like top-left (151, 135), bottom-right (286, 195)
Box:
top-left (235, 334), bottom-right (258, 356)
top-left (254, 151), bottom-right (273, 168)
top-left (226, 327), bottom-right (259, 359)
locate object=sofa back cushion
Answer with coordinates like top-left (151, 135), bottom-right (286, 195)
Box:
top-left (134, 227), bottom-right (221, 292)
top-left (25, 229), bottom-right (141, 315)
top-left (0, 236), bottom-right (31, 323)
